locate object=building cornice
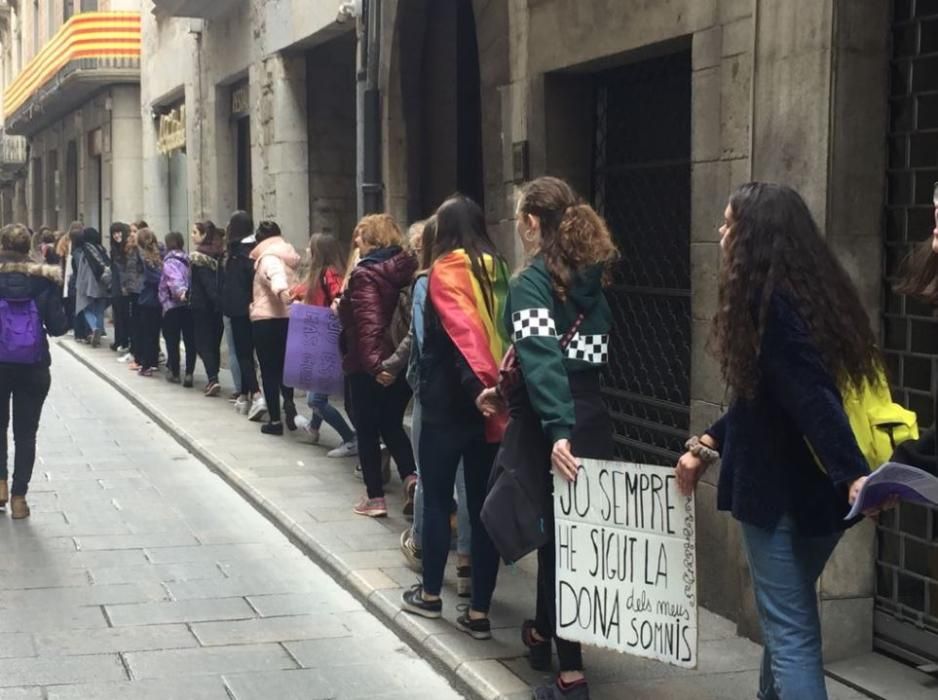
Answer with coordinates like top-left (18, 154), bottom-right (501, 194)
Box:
top-left (4, 11), bottom-right (141, 136)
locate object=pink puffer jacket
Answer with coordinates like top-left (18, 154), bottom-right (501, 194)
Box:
top-left (249, 236), bottom-right (300, 321)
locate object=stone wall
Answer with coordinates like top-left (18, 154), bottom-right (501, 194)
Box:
top-left (24, 86), bottom-right (143, 233)
top-left (140, 2), bottom-right (346, 250)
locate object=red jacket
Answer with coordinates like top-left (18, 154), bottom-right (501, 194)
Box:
top-left (291, 267), bottom-right (343, 307)
top-left (338, 246), bottom-right (417, 375)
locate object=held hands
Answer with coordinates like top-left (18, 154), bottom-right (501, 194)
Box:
top-left (475, 387), bottom-right (503, 418)
top-left (552, 439), bottom-right (579, 482)
top-left (675, 451), bottom-right (709, 497)
top-left (375, 371), bottom-right (395, 387)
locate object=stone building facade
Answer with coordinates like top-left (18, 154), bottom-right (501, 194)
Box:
top-left (4, 0), bottom-right (935, 675)
top-left (1, 0), bottom-right (144, 234)
top-left (141, 0), bottom-right (357, 249)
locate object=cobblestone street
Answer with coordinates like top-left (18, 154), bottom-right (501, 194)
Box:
top-left (47, 339), bottom-right (880, 700)
top-left (0, 345), bottom-right (462, 700)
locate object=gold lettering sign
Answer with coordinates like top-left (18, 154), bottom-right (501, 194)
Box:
top-left (157, 105), bottom-right (186, 154)
top-left (231, 84), bottom-right (249, 117)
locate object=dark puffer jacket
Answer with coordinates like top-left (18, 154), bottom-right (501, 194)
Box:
top-left (189, 251), bottom-right (224, 313)
top-left (0, 255), bottom-right (68, 367)
top-left (338, 246), bottom-right (417, 375)
top-left (221, 241), bottom-right (256, 318)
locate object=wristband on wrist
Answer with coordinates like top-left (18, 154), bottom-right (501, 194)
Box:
top-left (685, 435), bottom-right (720, 464)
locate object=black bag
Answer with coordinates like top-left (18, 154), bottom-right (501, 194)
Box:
top-left (891, 429), bottom-right (938, 476)
top-left (481, 403), bottom-right (552, 564)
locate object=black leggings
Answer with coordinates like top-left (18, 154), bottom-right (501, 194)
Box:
top-left (192, 309), bottom-right (224, 383)
top-left (162, 307), bottom-right (196, 377)
top-left (112, 295), bottom-right (132, 348)
top-left (348, 372), bottom-right (416, 499)
top-left (136, 304), bottom-right (162, 370)
top-left (229, 315), bottom-right (259, 395)
top-left (0, 365), bottom-right (51, 497)
top-left (252, 318), bottom-right (293, 422)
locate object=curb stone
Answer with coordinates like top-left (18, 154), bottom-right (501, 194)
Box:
top-left (58, 339), bottom-right (531, 700)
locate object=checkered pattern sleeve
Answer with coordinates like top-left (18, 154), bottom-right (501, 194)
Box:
top-left (511, 307), bottom-right (557, 342)
top-left (507, 268), bottom-right (575, 443)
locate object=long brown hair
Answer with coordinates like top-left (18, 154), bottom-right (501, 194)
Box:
top-left (195, 220), bottom-right (224, 256)
top-left (711, 182), bottom-right (880, 399)
top-left (418, 217), bottom-right (437, 273)
top-left (895, 240), bottom-right (938, 303)
top-left (517, 176), bottom-right (619, 300)
top-left (136, 228), bottom-right (162, 268)
top-left (304, 233), bottom-right (346, 299)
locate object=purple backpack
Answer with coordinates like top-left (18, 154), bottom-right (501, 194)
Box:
top-left (0, 298), bottom-right (44, 364)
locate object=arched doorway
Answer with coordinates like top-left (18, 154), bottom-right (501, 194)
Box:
top-left (390, 0), bottom-right (485, 222)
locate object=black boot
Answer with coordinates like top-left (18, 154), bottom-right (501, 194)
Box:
top-left (283, 400), bottom-right (297, 432)
top-left (261, 421), bottom-right (284, 436)
top-left (522, 620), bottom-right (552, 671)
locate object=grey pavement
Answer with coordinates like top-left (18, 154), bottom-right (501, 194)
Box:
top-left (0, 344), bottom-right (463, 700)
top-left (57, 338), bottom-right (873, 700)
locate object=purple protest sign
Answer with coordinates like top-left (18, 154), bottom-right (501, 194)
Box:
top-left (283, 303), bottom-right (344, 395)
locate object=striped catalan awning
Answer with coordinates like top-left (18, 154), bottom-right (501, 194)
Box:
top-left (4, 11), bottom-right (141, 119)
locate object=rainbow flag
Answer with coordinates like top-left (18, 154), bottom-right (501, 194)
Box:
top-left (429, 249), bottom-right (510, 442)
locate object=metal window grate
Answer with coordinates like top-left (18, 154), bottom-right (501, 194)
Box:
top-left (877, 0), bottom-right (938, 666)
top-left (591, 50), bottom-right (692, 466)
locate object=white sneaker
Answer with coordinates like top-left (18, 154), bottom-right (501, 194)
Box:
top-left (234, 396), bottom-right (250, 415)
top-left (247, 396), bottom-right (268, 422)
top-left (299, 420), bottom-right (320, 446)
top-left (117, 352), bottom-right (133, 363)
top-left (328, 440), bottom-right (358, 458)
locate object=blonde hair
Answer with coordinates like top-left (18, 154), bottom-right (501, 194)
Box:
top-left (56, 230), bottom-right (71, 258)
top-left (341, 248), bottom-right (360, 292)
top-left (354, 214), bottom-right (402, 250)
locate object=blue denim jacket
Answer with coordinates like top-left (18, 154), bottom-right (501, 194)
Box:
top-left (405, 274), bottom-right (428, 393)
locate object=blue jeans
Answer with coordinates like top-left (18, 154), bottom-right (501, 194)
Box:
top-left (224, 316), bottom-right (242, 394)
top-left (411, 399), bottom-right (471, 555)
top-left (307, 392), bottom-right (355, 443)
top-left (741, 516), bottom-right (841, 700)
top-left (82, 298), bottom-right (107, 334)
top-left (419, 416), bottom-right (499, 612)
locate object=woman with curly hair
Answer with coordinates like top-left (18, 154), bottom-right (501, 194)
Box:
top-left (479, 177), bottom-right (617, 700)
top-left (674, 182), bottom-right (881, 700)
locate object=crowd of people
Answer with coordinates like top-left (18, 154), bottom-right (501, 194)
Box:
top-left (0, 175), bottom-right (932, 700)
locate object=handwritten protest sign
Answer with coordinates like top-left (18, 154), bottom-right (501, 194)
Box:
top-left (283, 303), bottom-right (344, 395)
top-left (553, 459), bottom-right (697, 668)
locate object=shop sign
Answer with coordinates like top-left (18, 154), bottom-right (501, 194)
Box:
top-left (231, 83), bottom-right (250, 118)
top-left (554, 459), bottom-right (698, 668)
top-left (157, 105), bottom-right (186, 154)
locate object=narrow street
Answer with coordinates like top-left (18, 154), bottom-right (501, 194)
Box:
top-left (0, 345), bottom-right (462, 700)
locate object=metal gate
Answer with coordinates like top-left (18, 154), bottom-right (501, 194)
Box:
top-left (877, 0), bottom-right (938, 667)
top-left (591, 50), bottom-right (692, 466)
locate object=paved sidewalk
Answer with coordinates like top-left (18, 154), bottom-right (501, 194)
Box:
top-left (60, 338), bottom-right (871, 700)
top-left (0, 345), bottom-right (462, 699)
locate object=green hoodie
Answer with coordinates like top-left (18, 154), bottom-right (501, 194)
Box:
top-left (503, 254), bottom-right (611, 443)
